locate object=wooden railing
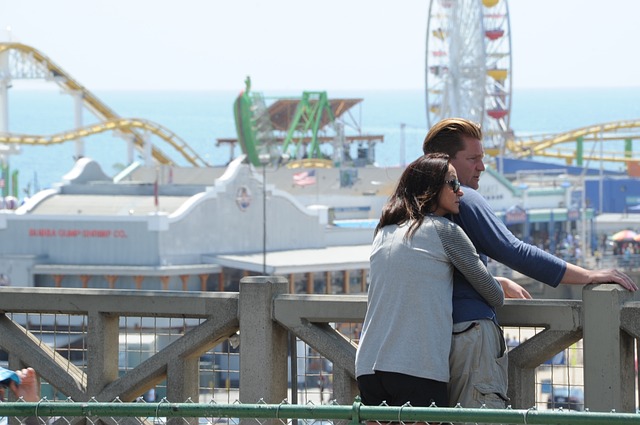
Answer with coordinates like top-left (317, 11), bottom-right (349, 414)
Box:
top-left (0, 278), bottom-right (637, 413)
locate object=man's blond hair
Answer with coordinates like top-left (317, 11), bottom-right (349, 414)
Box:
top-left (422, 118), bottom-right (482, 158)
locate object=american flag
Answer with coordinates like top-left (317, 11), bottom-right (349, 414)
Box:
top-left (293, 170), bottom-right (316, 186)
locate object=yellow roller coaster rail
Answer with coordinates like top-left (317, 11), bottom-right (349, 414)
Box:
top-left (0, 42), bottom-right (210, 167)
top-left (0, 118), bottom-right (208, 161)
top-left (506, 119), bottom-right (640, 164)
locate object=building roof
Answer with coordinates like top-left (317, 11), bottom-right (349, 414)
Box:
top-left (26, 194), bottom-right (191, 216)
top-left (211, 244), bottom-right (371, 275)
top-left (32, 263), bottom-right (222, 276)
top-left (267, 98), bottom-right (363, 132)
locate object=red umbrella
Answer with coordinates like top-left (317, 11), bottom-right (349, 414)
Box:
top-left (612, 229), bottom-right (637, 242)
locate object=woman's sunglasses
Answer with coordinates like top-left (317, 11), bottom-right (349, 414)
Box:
top-left (445, 179), bottom-right (461, 193)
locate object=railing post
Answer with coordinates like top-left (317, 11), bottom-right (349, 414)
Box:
top-left (582, 283), bottom-right (636, 412)
top-left (87, 310), bottom-right (119, 400)
top-left (167, 357), bottom-right (200, 425)
top-left (506, 357), bottom-right (536, 408)
top-left (238, 276), bottom-right (288, 407)
top-left (332, 366), bottom-right (359, 406)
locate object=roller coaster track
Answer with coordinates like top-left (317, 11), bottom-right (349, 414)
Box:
top-left (0, 43), bottom-right (210, 166)
top-left (505, 119), bottom-right (640, 164)
top-left (0, 118), bottom-right (207, 159)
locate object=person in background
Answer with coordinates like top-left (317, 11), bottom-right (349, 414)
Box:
top-left (422, 117), bottom-right (638, 411)
top-left (0, 367), bottom-right (40, 425)
top-left (0, 367), bottom-right (39, 403)
top-left (355, 153), bottom-right (504, 408)
top-left (10, 368), bottom-right (39, 403)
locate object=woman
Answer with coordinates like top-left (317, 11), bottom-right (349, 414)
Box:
top-left (355, 153), bottom-right (504, 407)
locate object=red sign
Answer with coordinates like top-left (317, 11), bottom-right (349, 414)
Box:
top-left (28, 228), bottom-right (128, 238)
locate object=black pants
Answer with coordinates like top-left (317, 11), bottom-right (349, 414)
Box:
top-left (357, 370), bottom-right (449, 407)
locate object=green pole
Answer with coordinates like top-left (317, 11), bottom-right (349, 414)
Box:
top-left (625, 138), bottom-right (632, 174)
top-left (624, 138), bottom-right (632, 159)
top-left (576, 135), bottom-right (584, 167)
top-left (1, 163), bottom-right (8, 198)
top-left (11, 169), bottom-right (19, 198)
top-left (0, 402), bottom-right (639, 425)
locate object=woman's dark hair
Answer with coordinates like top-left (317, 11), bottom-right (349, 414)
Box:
top-left (374, 153), bottom-right (450, 239)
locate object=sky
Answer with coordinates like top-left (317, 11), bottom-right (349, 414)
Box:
top-left (1, 0), bottom-right (640, 92)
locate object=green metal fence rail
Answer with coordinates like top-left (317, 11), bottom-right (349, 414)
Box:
top-left (1, 400), bottom-right (639, 425)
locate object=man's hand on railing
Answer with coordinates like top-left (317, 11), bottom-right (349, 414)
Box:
top-left (587, 268), bottom-right (638, 292)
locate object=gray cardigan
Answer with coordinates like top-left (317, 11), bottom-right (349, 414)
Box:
top-left (355, 215), bottom-right (503, 382)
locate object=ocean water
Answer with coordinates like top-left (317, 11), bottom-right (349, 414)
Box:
top-left (4, 86), bottom-right (640, 195)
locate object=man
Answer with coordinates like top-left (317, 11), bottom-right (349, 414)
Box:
top-left (422, 118), bottom-right (638, 410)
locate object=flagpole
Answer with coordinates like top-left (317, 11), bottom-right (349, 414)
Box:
top-left (262, 161), bottom-right (267, 275)
top-left (259, 154), bottom-right (270, 275)
top-left (316, 168), bottom-right (319, 203)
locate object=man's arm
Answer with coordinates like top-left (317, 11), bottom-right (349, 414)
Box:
top-left (560, 262), bottom-right (638, 291)
top-left (455, 188), bottom-right (566, 287)
top-left (457, 188), bottom-right (637, 293)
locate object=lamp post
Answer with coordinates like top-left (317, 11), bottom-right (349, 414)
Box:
top-left (259, 153), bottom-right (270, 275)
top-left (518, 183), bottom-right (529, 243)
top-left (580, 173), bottom-right (588, 262)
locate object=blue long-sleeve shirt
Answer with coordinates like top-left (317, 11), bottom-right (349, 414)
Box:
top-left (450, 186), bottom-right (566, 324)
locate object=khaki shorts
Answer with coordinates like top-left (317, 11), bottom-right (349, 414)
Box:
top-left (448, 319), bottom-right (509, 410)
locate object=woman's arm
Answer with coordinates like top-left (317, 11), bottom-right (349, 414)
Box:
top-left (455, 189), bottom-right (566, 287)
top-left (497, 277), bottom-right (532, 299)
top-left (430, 217), bottom-right (504, 307)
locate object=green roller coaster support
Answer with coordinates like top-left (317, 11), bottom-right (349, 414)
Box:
top-left (281, 91), bottom-right (335, 160)
top-left (11, 170), bottom-right (18, 198)
top-left (1, 163), bottom-right (8, 198)
top-left (576, 135), bottom-right (583, 166)
top-left (233, 78), bottom-right (336, 167)
top-left (625, 138), bottom-right (632, 173)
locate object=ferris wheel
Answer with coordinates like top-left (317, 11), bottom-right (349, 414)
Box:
top-left (425, 0), bottom-right (512, 153)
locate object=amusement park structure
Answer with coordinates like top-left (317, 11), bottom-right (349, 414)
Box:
top-left (0, 42), bottom-right (384, 175)
top-left (0, 42), bottom-right (209, 167)
top-left (219, 76), bottom-right (384, 169)
top-left (507, 120), bottom-right (640, 169)
top-left (424, 0), bottom-right (640, 174)
top-left (0, 10), bottom-right (639, 188)
top-left (426, 0), bottom-right (513, 152)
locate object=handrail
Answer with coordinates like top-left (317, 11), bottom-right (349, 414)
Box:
top-left (0, 283), bottom-right (637, 413)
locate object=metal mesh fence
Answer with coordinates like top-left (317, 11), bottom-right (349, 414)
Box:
top-left (503, 326), bottom-right (587, 412)
top-left (1, 399), bottom-right (639, 425)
